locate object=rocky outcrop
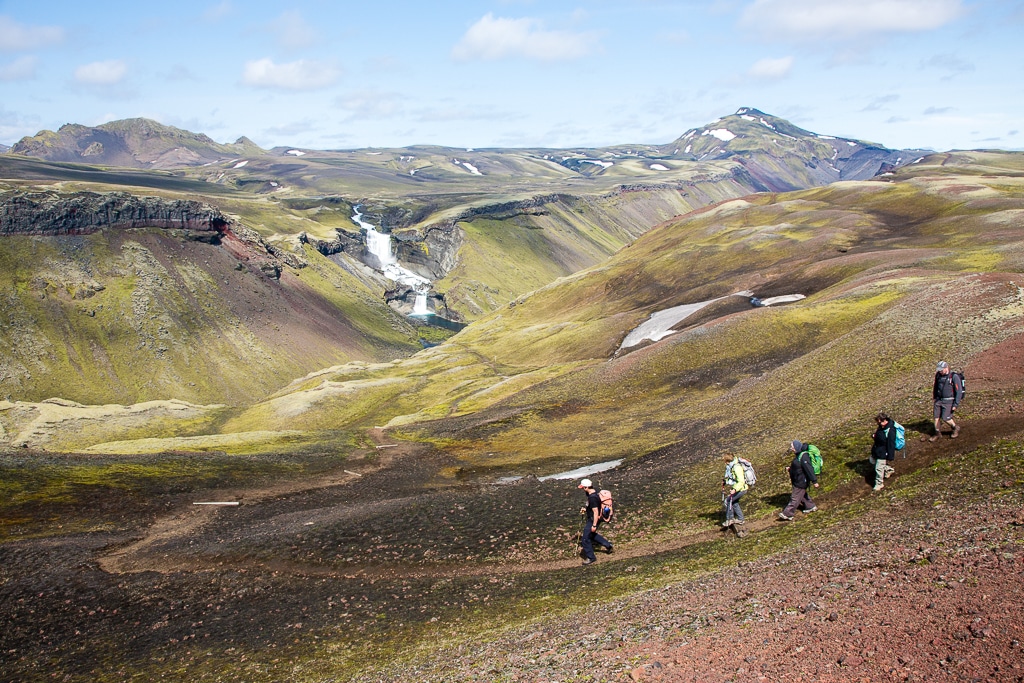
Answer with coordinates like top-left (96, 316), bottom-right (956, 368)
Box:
top-left (1, 190), bottom-right (230, 239)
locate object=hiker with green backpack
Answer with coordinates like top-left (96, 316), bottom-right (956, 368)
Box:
top-left (870, 412), bottom-right (899, 491)
top-left (778, 440), bottom-right (819, 521)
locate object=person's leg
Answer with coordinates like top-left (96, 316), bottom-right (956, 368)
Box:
top-left (873, 455), bottom-right (887, 489)
top-left (781, 487), bottom-right (803, 518)
top-left (732, 489), bottom-right (745, 523)
top-left (931, 401), bottom-right (943, 441)
top-left (580, 524), bottom-right (596, 561)
top-left (592, 523), bottom-right (611, 551)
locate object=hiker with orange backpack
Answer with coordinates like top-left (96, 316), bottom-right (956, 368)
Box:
top-left (577, 478), bottom-right (613, 566)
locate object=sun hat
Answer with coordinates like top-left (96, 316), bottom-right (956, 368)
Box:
top-left (578, 478), bottom-right (592, 489)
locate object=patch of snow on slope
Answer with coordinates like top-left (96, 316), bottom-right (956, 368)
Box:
top-left (704, 128), bottom-right (736, 142)
top-left (582, 159), bottom-right (613, 168)
top-left (684, 144), bottom-right (691, 154)
top-left (847, 141), bottom-right (857, 146)
top-left (619, 292), bottom-right (753, 350)
top-left (650, 163), bottom-right (670, 171)
top-left (752, 294), bottom-right (805, 307)
top-left (741, 115), bottom-right (757, 122)
top-left (760, 118), bottom-right (776, 130)
top-left (232, 160), bottom-right (249, 168)
top-left (460, 160), bottom-right (483, 175)
top-left (286, 150), bottom-right (306, 156)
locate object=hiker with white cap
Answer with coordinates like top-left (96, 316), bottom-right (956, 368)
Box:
top-left (929, 361), bottom-right (964, 441)
top-left (577, 478), bottom-right (613, 565)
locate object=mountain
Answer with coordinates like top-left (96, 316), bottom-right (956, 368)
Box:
top-left (0, 142), bottom-right (8, 153)
top-left (658, 107), bottom-right (928, 190)
top-left (7, 118), bottom-right (263, 169)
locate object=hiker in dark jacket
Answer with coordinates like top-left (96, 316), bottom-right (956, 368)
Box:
top-left (578, 478), bottom-right (612, 566)
top-left (870, 412), bottom-right (897, 491)
top-left (779, 440), bottom-right (818, 521)
top-left (930, 361), bottom-right (963, 441)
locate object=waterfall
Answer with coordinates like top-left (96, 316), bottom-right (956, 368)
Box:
top-left (412, 289), bottom-right (429, 315)
top-left (353, 206), bottom-right (433, 315)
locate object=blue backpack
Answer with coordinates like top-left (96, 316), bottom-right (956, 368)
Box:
top-left (893, 421), bottom-right (906, 451)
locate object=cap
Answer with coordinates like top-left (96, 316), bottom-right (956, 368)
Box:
top-left (936, 360), bottom-right (949, 371)
top-left (791, 439), bottom-right (803, 453)
top-left (578, 478), bottom-right (592, 489)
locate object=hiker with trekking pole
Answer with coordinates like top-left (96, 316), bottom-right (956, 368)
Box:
top-left (721, 452), bottom-right (752, 530)
top-left (577, 478), bottom-right (613, 566)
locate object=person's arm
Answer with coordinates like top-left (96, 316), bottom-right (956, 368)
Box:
top-left (886, 424), bottom-right (897, 459)
top-left (953, 374), bottom-right (964, 408)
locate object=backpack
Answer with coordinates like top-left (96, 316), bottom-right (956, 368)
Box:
top-left (952, 370), bottom-right (966, 400)
top-left (806, 444), bottom-right (823, 475)
top-left (725, 458), bottom-right (757, 487)
top-left (892, 421), bottom-right (906, 451)
top-left (598, 489), bottom-right (614, 522)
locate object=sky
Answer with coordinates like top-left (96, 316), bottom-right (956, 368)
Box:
top-left (1, 0), bottom-right (1022, 152)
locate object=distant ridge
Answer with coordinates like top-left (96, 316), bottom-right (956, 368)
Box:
top-left (658, 107), bottom-right (929, 190)
top-left (5, 109), bottom-right (928, 182)
top-left (7, 118), bottom-right (264, 169)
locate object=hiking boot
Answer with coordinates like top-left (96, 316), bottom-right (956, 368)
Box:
top-left (873, 483), bottom-right (884, 491)
top-left (605, 545), bottom-right (614, 554)
top-left (582, 558), bottom-right (595, 566)
top-left (778, 513), bottom-right (794, 521)
top-left (802, 507), bottom-right (818, 514)
top-left (951, 426), bottom-right (960, 439)
top-left (721, 519), bottom-right (734, 528)
top-left (928, 434), bottom-right (940, 442)
top-left (884, 466), bottom-right (895, 479)
top-left (733, 519), bottom-right (745, 525)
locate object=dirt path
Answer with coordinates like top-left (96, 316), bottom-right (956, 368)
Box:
top-left (95, 412), bottom-right (1023, 580)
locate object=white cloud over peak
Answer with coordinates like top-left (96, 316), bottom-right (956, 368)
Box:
top-left (739, 0), bottom-right (964, 39)
top-left (748, 56), bottom-right (794, 79)
top-left (0, 55), bottom-right (38, 81)
top-left (451, 13), bottom-right (597, 62)
top-left (241, 58), bottom-right (341, 91)
top-left (0, 15), bottom-right (65, 51)
top-left (74, 60), bottom-right (128, 85)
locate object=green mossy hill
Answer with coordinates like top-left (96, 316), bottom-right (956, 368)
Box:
top-left (210, 156), bottom-right (1024, 467)
top-left (0, 226), bottom-right (420, 417)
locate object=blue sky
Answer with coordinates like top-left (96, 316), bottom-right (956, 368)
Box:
top-left (1, 0), bottom-right (1021, 152)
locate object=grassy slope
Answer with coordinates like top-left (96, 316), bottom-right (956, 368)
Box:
top-left (207, 154), bottom-right (1024, 465)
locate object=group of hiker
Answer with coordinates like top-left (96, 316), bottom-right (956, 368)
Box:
top-left (577, 360), bottom-right (965, 564)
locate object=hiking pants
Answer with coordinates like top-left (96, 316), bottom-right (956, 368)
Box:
top-left (869, 456), bottom-right (894, 486)
top-left (580, 520), bottom-right (611, 561)
top-left (782, 486), bottom-right (816, 517)
top-left (724, 489), bottom-right (746, 523)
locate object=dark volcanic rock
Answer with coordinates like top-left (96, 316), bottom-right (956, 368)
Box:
top-left (0, 190), bottom-right (229, 239)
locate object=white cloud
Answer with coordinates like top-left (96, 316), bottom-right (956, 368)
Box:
top-left (0, 15), bottom-right (65, 51)
top-left (74, 60), bottom-right (128, 85)
top-left (748, 56), bottom-right (794, 79)
top-left (739, 0), bottom-right (965, 39)
top-left (451, 13), bottom-right (597, 62)
top-left (273, 10), bottom-right (319, 49)
top-left (0, 55), bottom-right (37, 81)
top-left (241, 58), bottom-right (341, 91)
